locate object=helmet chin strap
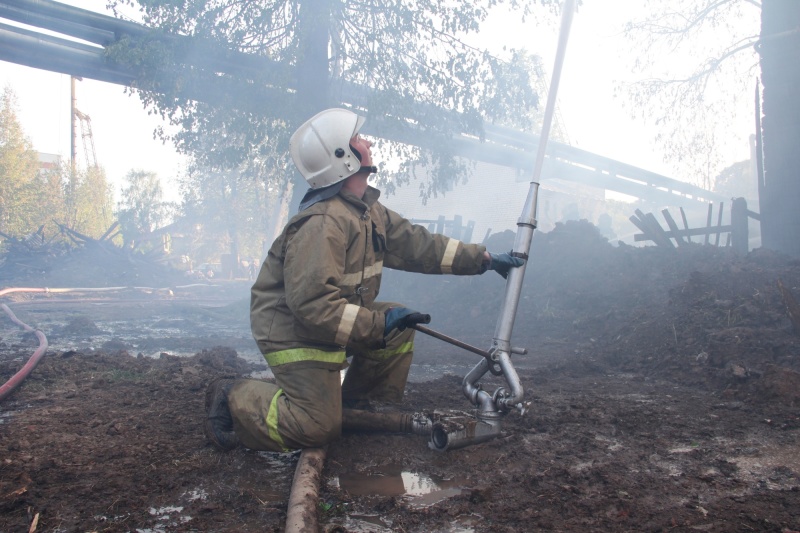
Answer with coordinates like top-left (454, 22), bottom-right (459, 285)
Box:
top-left (349, 143), bottom-right (376, 175)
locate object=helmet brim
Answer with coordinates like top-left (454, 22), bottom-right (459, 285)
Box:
top-left (353, 114), bottom-right (366, 137)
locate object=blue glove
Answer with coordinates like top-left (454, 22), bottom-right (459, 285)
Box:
top-left (384, 307), bottom-right (431, 337)
top-left (487, 252), bottom-right (525, 279)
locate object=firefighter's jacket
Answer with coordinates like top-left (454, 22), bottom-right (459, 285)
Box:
top-left (250, 185), bottom-right (487, 365)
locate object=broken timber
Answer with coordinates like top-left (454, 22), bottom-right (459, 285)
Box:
top-left (631, 197), bottom-right (759, 254)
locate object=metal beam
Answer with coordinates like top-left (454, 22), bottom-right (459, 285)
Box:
top-left (0, 0), bottom-right (724, 206)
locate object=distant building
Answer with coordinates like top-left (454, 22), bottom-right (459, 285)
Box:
top-left (37, 152), bottom-right (61, 173)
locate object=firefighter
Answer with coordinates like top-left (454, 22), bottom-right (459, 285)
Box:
top-left (204, 108), bottom-right (524, 452)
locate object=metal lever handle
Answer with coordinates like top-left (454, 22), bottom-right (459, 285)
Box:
top-left (412, 324), bottom-right (503, 375)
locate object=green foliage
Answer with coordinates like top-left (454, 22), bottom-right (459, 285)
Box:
top-left (180, 163), bottom-right (280, 262)
top-left (36, 163), bottom-right (69, 232)
top-left (0, 86), bottom-right (68, 240)
top-left (0, 85), bottom-right (119, 244)
top-left (105, 0), bottom-right (559, 209)
top-left (0, 86), bottom-right (43, 235)
top-left (116, 169), bottom-right (176, 246)
top-left (65, 166), bottom-right (116, 239)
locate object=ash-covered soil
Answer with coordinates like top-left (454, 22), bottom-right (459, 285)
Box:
top-left (1, 220), bottom-right (799, 532)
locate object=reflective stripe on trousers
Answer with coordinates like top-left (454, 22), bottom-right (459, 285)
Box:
top-left (264, 347), bottom-right (346, 367)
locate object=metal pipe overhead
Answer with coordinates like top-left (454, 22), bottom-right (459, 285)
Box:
top-left (0, 22), bottom-right (134, 84)
top-left (0, 0), bottom-right (725, 207)
top-left (0, 0), bottom-right (293, 83)
top-left (0, 0), bottom-right (148, 43)
top-left (0, 2), bottom-right (115, 44)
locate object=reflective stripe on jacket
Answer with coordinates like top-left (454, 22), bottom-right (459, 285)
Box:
top-left (250, 185), bottom-right (487, 361)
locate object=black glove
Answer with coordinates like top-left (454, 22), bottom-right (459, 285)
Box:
top-left (487, 252), bottom-right (525, 279)
top-left (384, 307), bottom-right (431, 337)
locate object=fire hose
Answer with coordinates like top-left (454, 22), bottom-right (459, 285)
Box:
top-left (285, 447), bottom-right (327, 533)
top-left (0, 284), bottom-right (218, 402)
top-left (0, 303), bottom-right (48, 402)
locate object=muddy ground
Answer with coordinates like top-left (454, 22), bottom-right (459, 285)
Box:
top-left (1, 220), bottom-right (799, 532)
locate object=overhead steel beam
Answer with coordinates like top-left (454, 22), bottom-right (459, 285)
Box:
top-left (0, 0), bottom-right (293, 83)
top-left (0, 23), bottom-right (296, 113)
top-left (0, 21), bottom-right (134, 84)
top-left (0, 0), bottom-right (724, 206)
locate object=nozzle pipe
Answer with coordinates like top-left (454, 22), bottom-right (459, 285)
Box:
top-left (428, 412), bottom-right (502, 452)
top-left (342, 409), bottom-right (432, 436)
top-left (342, 408), bottom-right (503, 452)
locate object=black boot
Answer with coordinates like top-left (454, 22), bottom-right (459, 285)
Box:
top-left (204, 378), bottom-right (240, 451)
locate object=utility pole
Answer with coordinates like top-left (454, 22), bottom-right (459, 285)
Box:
top-left (70, 76), bottom-right (77, 171)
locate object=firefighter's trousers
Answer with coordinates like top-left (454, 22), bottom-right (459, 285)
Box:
top-left (227, 318), bottom-right (415, 452)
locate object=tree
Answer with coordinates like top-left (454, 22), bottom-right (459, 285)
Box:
top-left (713, 159), bottom-right (756, 203)
top-left (621, 1), bottom-right (800, 257)
top-left (116, 169), bottom-right (175, 247)
top-left (0, 86), bottom-right (42, 237)
top-left (0, 85), bottom-right (69, 241)
top-left (758, 0), bottom-right (800, 256)
top-left (65, 166), bottom-right (115, 239)
top-left (35, 160), bottom-right (69, 234)
top-left (180, 163), bottom-right (277, 264)
top-left (106, 0), bottom-right (558, 213)
top-left (620, 0), bottom-right (761, 189)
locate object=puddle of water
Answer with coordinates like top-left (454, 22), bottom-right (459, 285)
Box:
top-left (331, 464), bottom-right (469, 508)
top-left (137, 505), bottom-right (193, 533)
top-left (339, 514), bottom-right (394, 532)
top-left (332, 513), bottom-right (479, 533)
top-left (448, 515), bottom-right (481, 532)
top-left (149, 505), bottom-right (183, 517)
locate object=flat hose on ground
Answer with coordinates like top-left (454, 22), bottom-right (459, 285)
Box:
top-left (0, 284), bottom-right (205, 402)
top-left (0, 303), bottom-right (48, 402)
top-left (285, 447), bottom-right (327, 533)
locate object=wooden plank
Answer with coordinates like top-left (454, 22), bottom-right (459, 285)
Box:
top-left (661, 209), bottom-right (686, 246)
top-left (436, 215), bottom-right (445, 234)
top-left (715, 202), bottom-right (725, 246)
top-left (100, 221), bottom-right (120, 241)
top-left (731, 197), bottom-right (749, 254)
top-left (632, 209), bottom-right (674, 248)
top-left (0, 230), bottom-right (20, 242)
top-left (629, 214), bottom-right (652, 241)
top-left (679, 207), bottom-right (692, 243)
top-left (704, 203), bottom-right (713, 245)
top-left (644, 211), bottom-right (675, 248)
top-left (634, 224), bottom-right (733, 242)
top-left (464, 220), bottom-right (476, 243)
top-left (778, 278), bottom-right (800, 335)
top-left (632, 210), bottom-right (671, 247)
top-left (631, 210), bottom-right (661, 246)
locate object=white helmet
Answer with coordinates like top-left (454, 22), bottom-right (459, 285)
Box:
top-left (290, 108), bottom-right (366, 189)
